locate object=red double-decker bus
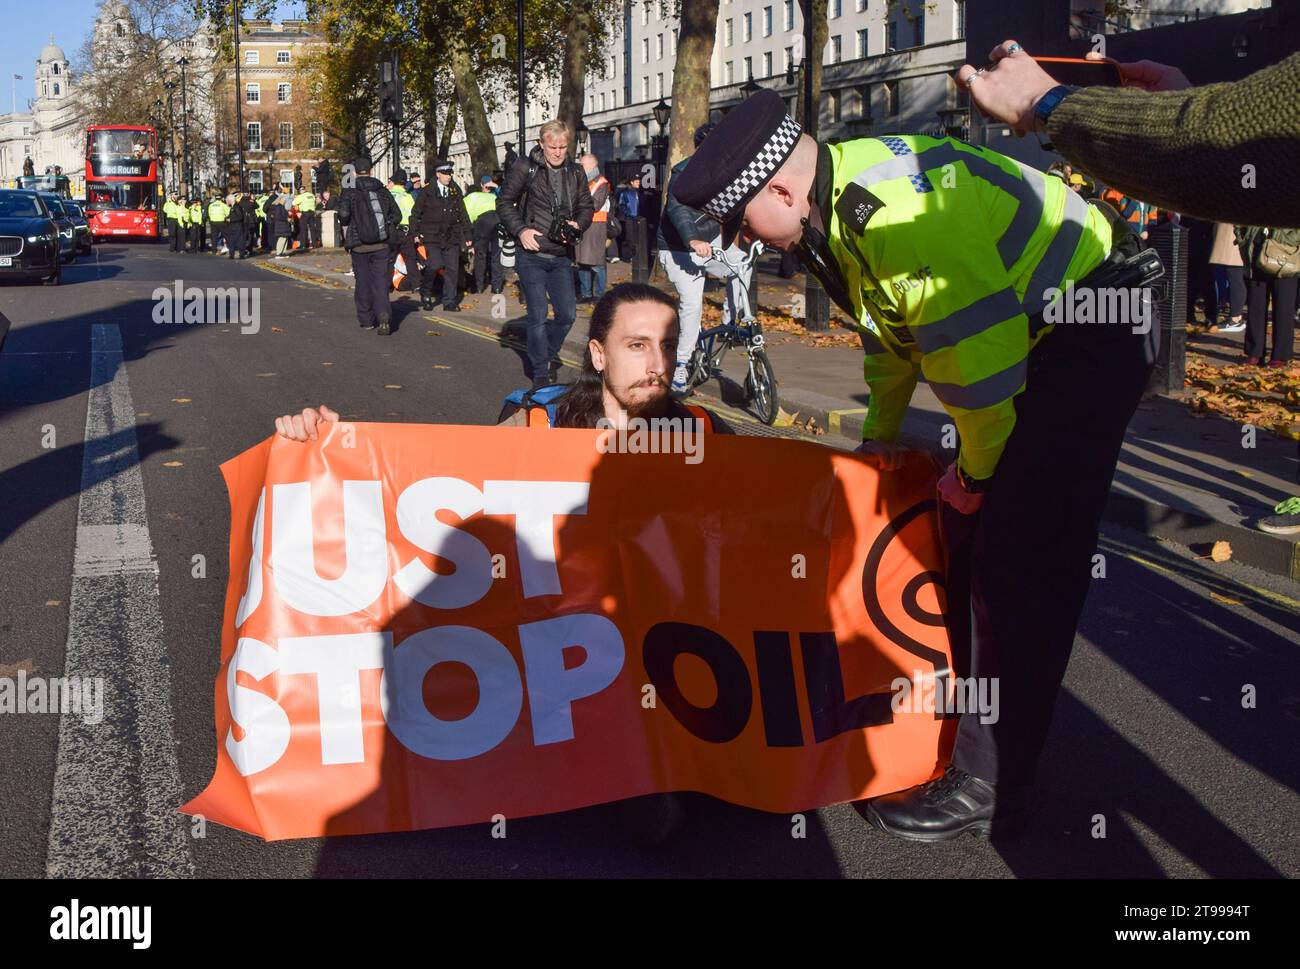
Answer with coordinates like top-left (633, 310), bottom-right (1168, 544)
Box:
top-left (85, 125), bottom-right (163, 240)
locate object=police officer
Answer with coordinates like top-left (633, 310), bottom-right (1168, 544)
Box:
top-left (257, 191), bottom-right (272, 251)
top-left (225, 192), bottom-right (246, 259)
top-left (164, 193), bottom-right (183, 252)
top-left (188, 197), bottom-right (204, 253)
top-left (295, 184), bottom-right (318, 250)
top-left (336, 156), bottom-right (402, 334)
top-left (464, 174), bottom-right (504, 295)
top-left (208, 194), bottom-right (229, 254)
top-left (411, 159), bottom-right (472, 311)
top-left (386, 169), bottom-right (419, 294)
top-left (673, 88), bottom-right (1161, 842)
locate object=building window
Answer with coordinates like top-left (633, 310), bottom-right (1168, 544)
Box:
top-left (857, 84), bottom-right (872, 120)
top-left (600, 92), bottom-right (606, 111)
top-left (641, 4), bottom-right (649, 25)
top-left (744, 56), bottom-right (753, 80)
top-left (642, 75), bottom-right (649, 100)
top-left (784, 46), bottom-right (794, 73)
top-left (725, 19), bottom-right (733, 46)
top-left (277, 50), bottom-right (290, 65)
top-left (784, 0), bottom-right (794, 30)
top-left (53, 63), bottom-right (60, 75)
top-left (248, 169), bottom-right (263, 192)
top-left (887, 21), bottom-right (897, 51)
top-left (246, 83), bottom-right (260, 103)
top-left (279, 122), bottom-right (293, 150)
top-left (310, 121), bottom-right (324, 149)
top-left (832, 0), bottom-right (842, 17)
top-left (642, 38), bottom-right (649, 63)
top-left (885, 79), bottom-right (900, 115)
top-left (245, 50), bottom-right (259, 64)
top-left (762, 6), bottom-right (772, 36)
top-left (830, 36), bottom-right (841, 63)
top-left (915, 12), bottom-right (925, 46)
top-left (656, 72), bottom-right (663, 97)
top-left (277, 83), bottom-right (291, 104)
top-left (857, 0), bottom-right (867, 11)
top-left (52, 83), bottom-right (60, 95)
top-left (279, 168), bottom-right (293, 189)
top-left (763, 51), bottom-right (773, 77)
top-left (246, 122), bottom-right (261, 150)
top-left (743, 12), bottom-right (752, 42)
top-left (657, 34), bottom-right (664, 59)
top-left (672, 30), bottom-right (677, 54)
top-left (115, 21), bottom-right (126, 37)
top-left (956, 1), bottom-right (966, 41)
top-left (724, 61), bottom-right (734, 85)
top-left (829, 89), bottom-right (841, 122)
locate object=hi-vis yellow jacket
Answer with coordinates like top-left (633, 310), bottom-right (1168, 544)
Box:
top-left (821, 136), bottom-right (1113, 481)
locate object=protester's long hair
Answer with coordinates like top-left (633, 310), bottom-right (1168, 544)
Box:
top-left (553, 283), bottom-right (680, 429)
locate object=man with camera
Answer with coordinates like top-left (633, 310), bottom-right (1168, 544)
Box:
top-left (496, 120), bottom-right (595, 390)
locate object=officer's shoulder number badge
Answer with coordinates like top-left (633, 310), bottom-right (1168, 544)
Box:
top-left (835, 182), bottom-right (886, 235)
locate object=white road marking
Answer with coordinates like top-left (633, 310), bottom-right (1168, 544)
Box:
top-left (46, 323), bottom-right (194, 877)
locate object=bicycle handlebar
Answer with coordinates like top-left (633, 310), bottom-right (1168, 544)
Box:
top-left (709, 238), bottom-right (764, 274)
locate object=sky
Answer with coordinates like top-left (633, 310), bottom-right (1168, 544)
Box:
top-left (0, 0), bottom-right (311, 116)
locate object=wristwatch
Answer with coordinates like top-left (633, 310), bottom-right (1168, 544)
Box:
top-left (956, 465), bottom-right (990, 494)
top-left (1033, 84), bottom-right (1078, 132)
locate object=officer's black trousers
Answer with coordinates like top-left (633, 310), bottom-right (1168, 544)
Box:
top-left (226, 224), bottom-right (245, 257)
top-left (942, 297), bottom-right (1157, 791)
top-left (472, 216), bottom-right (504, 293)
top-left (168, 219), bottom-right (182, 251)
top-left (298, 213), bottom-right (317, 250)
top-left (419, 245), bottom-right (460, 306)
top-left (350, 247), bottom-right (392, 326)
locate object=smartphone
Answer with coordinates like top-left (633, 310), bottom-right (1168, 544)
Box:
top-left (1033, 56), bottom-right (1124, 87)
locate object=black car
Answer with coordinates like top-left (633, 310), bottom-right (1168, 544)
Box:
top-left (38, 192), bottom-right (78, 264)
top-left (63, 201), bottom-right (93, 255)
top-left (0, 189), bottom-right (61, 286)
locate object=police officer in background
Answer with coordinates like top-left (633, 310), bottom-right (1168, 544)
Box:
top-left (164, 192), bottom-right (183, 252)
top-left (464, 173), bottom-right (504, 295)
top-left (225, 192), bottom-right (246, 259)
top-left (411, 159), bottom-right (473, 312)
top-left (295, 183), bottom-right (318, 250)
top-left (386, 169), bottom-right (419, 293)
top-left (673, 87), bottom-right (1161, 843)
top-left (337, 156), bottom-right (402, 335)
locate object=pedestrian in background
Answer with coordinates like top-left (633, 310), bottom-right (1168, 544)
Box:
top-left (1208, 221), bottom-right (1247, 333)
top-left (336, 155), bottom-right (402, 334)
top-left (575, 153), bottom-right (611, 304)
top-left (616, 175), bottom-right (641, 263)
top-left (225, 192), bottom-right (246, 260)
top-left (270, 192), bottom-right (294, 258)
top-left (1237, 224), bottom-right (1299, 368)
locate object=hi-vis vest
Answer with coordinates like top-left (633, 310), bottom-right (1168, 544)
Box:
top-left (824, 135), bottom-right (1112, 481)
top-left (163, 199), bottom-right (180, 220)
top-left (589, 175), bottom-right (610, 223)
top-left (295, 191), bottom-right (317, 213)
top-left (256, 195), bottom-right (269, 219)
top-left (390, 185), bottom-right (414, 228)
top-left (189, 202), bottom-right (203, 223)
top-left (208, 200), bottom-right (229, 222)
top-left (463, 191), bottom-right (496, 224)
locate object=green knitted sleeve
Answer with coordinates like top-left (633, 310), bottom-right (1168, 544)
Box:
top-left (1046, 52), bottom-right (1300, 228)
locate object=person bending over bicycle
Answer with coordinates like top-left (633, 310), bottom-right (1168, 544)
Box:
top-left (273, 282), bottom-right (731, 847)
top-left (657, 123), bottom-right (757, 395)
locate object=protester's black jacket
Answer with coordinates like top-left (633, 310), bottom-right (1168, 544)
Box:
top-left (336, 176), bottom-right (402, 249)
top-left (411, 182), bottom-right (472, 248)
top-left (496, 144), bottom-right (594, 257)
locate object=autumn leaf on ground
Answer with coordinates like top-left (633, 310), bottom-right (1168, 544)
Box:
top-left (163, 460), bottom-right (183, 468)
top-left (1209, 591), bottom-right (1242, 605)
top-left (1210, 541), bottom-right (1233, 563)
top-left (171, 398), bottom-right (191, 404)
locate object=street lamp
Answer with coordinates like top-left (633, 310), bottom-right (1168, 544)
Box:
top-left (740, 77), bottom-right (763, 99)
top-left (266, 143), bottom-right (276, 192)
top-left (164, 81), bottom-right (177, 192)
top-left (176, 56), bottom-right (191, 193)
top-left (651, 98), bottom-right (671, 197)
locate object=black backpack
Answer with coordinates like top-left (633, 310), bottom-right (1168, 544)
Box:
top-left (348, 185), bottom-right (391, 246)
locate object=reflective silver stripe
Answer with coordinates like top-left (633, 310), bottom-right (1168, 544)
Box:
top-left (928, 357), bottom-right (1026, 411)
top-left (853, 146), bottom-right (1045, 271)
top-left (1023, 187), bottom-right (1090, 316)
top-left (913, 286), bottom-right (1021, 353)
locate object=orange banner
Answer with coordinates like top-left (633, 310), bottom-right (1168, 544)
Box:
top-left (182, 423), bottom-right (955, 840)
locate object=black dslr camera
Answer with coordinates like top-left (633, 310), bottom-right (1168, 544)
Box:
top-left (546, 217), bottom-right (581, 247)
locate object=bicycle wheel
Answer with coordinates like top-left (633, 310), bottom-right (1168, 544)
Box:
top-left (745, 349), bottom-right (779, 425)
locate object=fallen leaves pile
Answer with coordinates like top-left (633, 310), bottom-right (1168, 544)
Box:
top-left (1183, 357), bottom-right (1300, 440)
top-left (698, 293), bottom-right (860, 350)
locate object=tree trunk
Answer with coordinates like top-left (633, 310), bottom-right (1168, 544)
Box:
top-left (668, 0), bottom-right (721, 177)
top-left (556, 1), bottom-right (593, 161)
top-left (448, 32), bottom-right (501, 179)
top-left (438, 98), bottom-right (457, 162)
top-left (796, 0), bottom-right (829, 136)
top-left (423, 100), bottom-right (438, 180)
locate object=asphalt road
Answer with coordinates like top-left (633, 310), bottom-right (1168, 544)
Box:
top-left (1, 241), bottom-right (1297, 878)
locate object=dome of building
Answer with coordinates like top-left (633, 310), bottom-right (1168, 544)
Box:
top-left (39, 39), bottom-right (67, 64)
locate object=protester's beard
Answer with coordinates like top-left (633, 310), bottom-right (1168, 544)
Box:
top-left (604, 370), bottom-right (670, 419)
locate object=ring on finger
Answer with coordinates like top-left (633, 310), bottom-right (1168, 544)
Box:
top-left (1007, 42), bottom-right (1022, 54)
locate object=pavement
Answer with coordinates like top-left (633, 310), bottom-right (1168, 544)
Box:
top-left (269, 245), bottom-right (1300, 583)
top-left (2, 240), bottom-right (1298, 879)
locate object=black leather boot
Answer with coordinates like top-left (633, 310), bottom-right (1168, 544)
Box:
top-left (862, 765), bottom-right (1027, 842)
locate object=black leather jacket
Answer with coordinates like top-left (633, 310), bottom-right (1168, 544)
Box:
top-left (495, 144), bottom-right (594, 256)
top-left (656, 155), bottom-right (720, 253)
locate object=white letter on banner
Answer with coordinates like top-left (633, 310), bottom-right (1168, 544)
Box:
top-left (226, 637), bottom-right (291, 776)
top-left (519, 614), bottom-right (625, 745)
top-left (393, 477), bottom-right (493, 608)
top-left (235, 488), bottom-right (265, 627)
top-left (380, 626), bottom-right (523, 760)
top-left (271, 480), bottom-right (388, 616)
top-left (482, 481), bottom-right (589, 598)
top-left (279, 632), bottom-right (390, 765)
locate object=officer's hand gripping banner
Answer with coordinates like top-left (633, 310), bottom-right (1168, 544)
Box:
top-left (182, 424), bottom-right (954, 840)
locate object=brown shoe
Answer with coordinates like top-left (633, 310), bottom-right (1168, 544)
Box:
top-left (1267, 359), bottom-right (1290, 369)
top-left (1243, 355), bottom-right (1261, 366)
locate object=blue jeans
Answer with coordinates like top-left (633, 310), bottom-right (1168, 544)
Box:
top-left (577, 263), bottom-right (607, 300)
top-left (516, 249), bottom-right (577, 378)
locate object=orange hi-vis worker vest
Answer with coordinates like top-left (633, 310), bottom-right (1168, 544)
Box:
top-left (590, 176), bottom-right (611, 223)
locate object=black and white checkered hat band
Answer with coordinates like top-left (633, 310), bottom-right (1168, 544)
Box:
top-left (703, 115), bottom-right (802, 223)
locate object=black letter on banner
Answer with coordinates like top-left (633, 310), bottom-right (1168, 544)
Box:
top-left (643, 622), bottom-right (752, 743)
top-left (753, 631), bottom-right (804, 747)
top-left (800, 632), bottom-right (894, 743)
